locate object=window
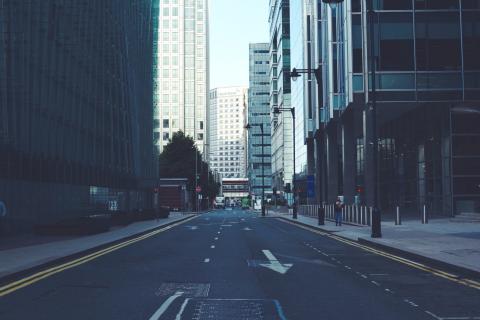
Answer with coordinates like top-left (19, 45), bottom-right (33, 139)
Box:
top-left (377, 13), bottom-right (414, 71)
top-left (163, 19), bottom-right (169, 29)
top-left (163, 119), bottom-right (169, 128)
top-left (163, 8), bottom-right (169, 16)
top-left (172, 7), bottom-right (178, 16)
top-left (199, 121), bottom-right (204, 130)
top-left (415, 12), bottom-right (461, 71)
top-left (163, 132), bottom-right (170, 141)
top-left (197, 133), bottom-right (204, 140)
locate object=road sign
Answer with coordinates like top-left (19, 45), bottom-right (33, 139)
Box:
top-left (196, 186), bottom-right (202, 193)
top-left (0, 201), bottom-right (6, 217)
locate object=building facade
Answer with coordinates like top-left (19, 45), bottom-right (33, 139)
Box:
top-left (208, 87), bottom-right (248, 179)
top-left (153, 0), bottom-right (209, 154)
top-left (312, 0), bottom-right (480, 217)
top-left (248, 43), bottom-right (273, 198)
top-left (269, 0), bottom-right (294, 198)
top-left (0, 1), bottom-right (157, 233)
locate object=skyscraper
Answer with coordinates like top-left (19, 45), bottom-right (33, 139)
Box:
top-left (208, 87), bottom-right (248, 179)
top-left (0, 1), bottom-right (156, 232)
top-left (269, 0), bottom-right (293, 198)
top-left (248, 44), bottom-right (272, 198)
top-left (153, 0), bottom-right (209, 155)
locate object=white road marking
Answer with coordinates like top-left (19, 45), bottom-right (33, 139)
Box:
top-left (384, 288), bottom-right (394, 294)
top-left (404, 299), bottom-right (419, 307)
top-left (148, 291), bottom-right (184, 320)
top-left (214, 237), bottom-right (218, 240)
top-left (210, 245), bottom-right (215, 249)
top-left (221, 224), bottom-right (232, 227)
top-left (243, 227), bottom-right (252, 231)
top-left (344, 266), bottom-right (352, 270)
top-left (204, 258), bottom-right (210, 263)
top-left (425, 311), bottom-right (442, 320)
top-left (217, 231), bottom-right (221, 234)
top-left (259, 250), bottom-right (293, 274)
top-left (371, 281), bottom-right (381, 286)
top-left (175, 298), bottom-right (190, 320)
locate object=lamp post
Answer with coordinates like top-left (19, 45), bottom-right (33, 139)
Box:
top-left (289, 66), bottom-right (325, 225)
top-left (321, 0), bottom-right (381, 237)
top-left (273, 107), bottom-right (297, 219)
top-left (245, 123), bottom-right (266, 217)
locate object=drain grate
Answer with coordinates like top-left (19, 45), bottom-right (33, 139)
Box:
top-left (155, 283), bottom-right (210, 298)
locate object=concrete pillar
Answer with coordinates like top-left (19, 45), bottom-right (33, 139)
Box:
top-left (314, 131), bottom-right (326, 205)
top-left (326, 122), bottom-right (339, 204)
top-left (363, 109), bottom-right (375, 207)
top-left (342, 111), bottom-right (356, 205)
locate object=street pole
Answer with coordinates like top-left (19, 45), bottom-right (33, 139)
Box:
top-left (368, 0), bottom-right (381, 238)
top-left (261, 124), bottom-right (266, 217)
top-left (291, 108), bottom-right (297, 219)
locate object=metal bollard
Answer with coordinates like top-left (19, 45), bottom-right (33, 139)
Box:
top-left (395, 206), bottom-right (402, 225)
top-left (422, 205), bottom-right (428, 224)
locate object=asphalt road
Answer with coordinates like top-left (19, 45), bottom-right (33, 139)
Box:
top-left (0, 209), bottom-right (479, 320)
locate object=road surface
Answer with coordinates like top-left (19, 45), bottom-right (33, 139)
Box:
top-left (0, 209), bottom-right (479, 319)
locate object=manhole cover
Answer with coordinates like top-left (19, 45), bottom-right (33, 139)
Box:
top-left (179, 299), bottom-right (285, 320)
top-left (155, 283), bottom-right (210, 298)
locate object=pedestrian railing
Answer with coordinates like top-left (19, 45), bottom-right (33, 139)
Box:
top-left (298, 204), bottom-right (373, 226)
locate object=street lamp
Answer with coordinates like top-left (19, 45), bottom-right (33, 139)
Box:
top-left (245, 123), bottom-right (266, 217)
top-left (272, 107), bottom-right (297, 219)
top-left (287, 65), bottom-right (325, 225)
top-left (320, 0), bottom-right (381, 237)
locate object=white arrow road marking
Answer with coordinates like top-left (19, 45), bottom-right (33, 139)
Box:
top-left (259, 250), bottom-right (293, 275)
top-left (148, 291), bottom-right (184, 320)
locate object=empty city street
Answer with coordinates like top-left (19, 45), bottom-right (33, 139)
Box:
top-left (0, 210), bottom-right (479, 320)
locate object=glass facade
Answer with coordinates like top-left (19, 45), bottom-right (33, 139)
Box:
top-left (248, 44), bottom-right (273, 197)
top-left (0, 1), bottom-right (156, 231)
top-left (269, 0), bottom-right (294, 194)
top-left (208, 87), bottom-right (248, 180)
top-left (316, 0), bottom-right (480, 216)
top-left (154, 0), bottom-right (209, 155)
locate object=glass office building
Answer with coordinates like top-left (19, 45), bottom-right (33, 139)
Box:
top-left (269, 0), bottom-right (294, 196)
top-left (248, 44), bottom-right (272, 198)
top-left (315, 0), bottom-right (480, 216)
top-left (154, 0), bottom-right (209, 155)
top-left (0, 1), bottom-right (157, 233)
top-left (208, 87), bottom-right (248, 179)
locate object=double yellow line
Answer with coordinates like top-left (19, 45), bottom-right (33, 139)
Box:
top-left (280, 219), bottom-right (480, 290)
top-left (0, 216), bottom-right (197, 297)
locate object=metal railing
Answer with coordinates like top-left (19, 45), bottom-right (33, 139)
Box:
top-left (298, 204), bottom-right (374, 226)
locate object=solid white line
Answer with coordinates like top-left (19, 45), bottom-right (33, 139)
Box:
top-left (425, 311), bottom-right (442, 320)
top-left (204, 258), bottom-right (210, 263)
top-left (148, 291), bottom-right (184, 320)
top-left (175, 298), bottom-right (190, 320)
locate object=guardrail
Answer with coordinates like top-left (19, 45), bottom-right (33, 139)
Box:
top-left (298, 204), bottom-right (373, 226)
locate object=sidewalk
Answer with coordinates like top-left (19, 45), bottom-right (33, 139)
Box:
top-left (274, 212), bottom-right (480, 275)
top-left (0, 213), bottom-right (194, 280)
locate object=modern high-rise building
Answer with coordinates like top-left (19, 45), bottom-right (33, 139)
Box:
top-left (307, 0), bottom-right (480, 217)
top-left (248, 44), bottom-right (272, 198)
top-left (208, 87), bottom-right (248, 179)
top-left (153, 0), bottom-right (209, 155)
top-left (0, 1), bottom-right (157, 233)
top-left (269, 0), bottom-right (294, 198)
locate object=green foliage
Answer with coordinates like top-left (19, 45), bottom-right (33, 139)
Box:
top-left (159, 131), bottom-right (220, 200)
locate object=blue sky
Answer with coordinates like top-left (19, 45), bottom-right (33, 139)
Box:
top-left (208, 0), bottom-right (270, 89)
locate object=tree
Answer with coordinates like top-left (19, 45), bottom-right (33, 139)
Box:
top-left (159, 131), bottom-right (220, 205)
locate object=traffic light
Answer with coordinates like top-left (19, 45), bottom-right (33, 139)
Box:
top-left (285, 183), bottom-right (291, 193)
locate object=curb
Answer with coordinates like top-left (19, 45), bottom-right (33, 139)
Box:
top-left (0, 214), bottom-right (196, 286)
top-left (278, 216), bottom-right (480, 280)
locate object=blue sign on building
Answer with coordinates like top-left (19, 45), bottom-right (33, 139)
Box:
top-left (307, 175), bottom-right (315, 198)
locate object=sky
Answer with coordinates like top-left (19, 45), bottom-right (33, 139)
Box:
top-left (208, 0), bottom-right (270, 89)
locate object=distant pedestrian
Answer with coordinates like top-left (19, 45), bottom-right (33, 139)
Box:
top-left (335, 197), bottom-right (343, 226)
